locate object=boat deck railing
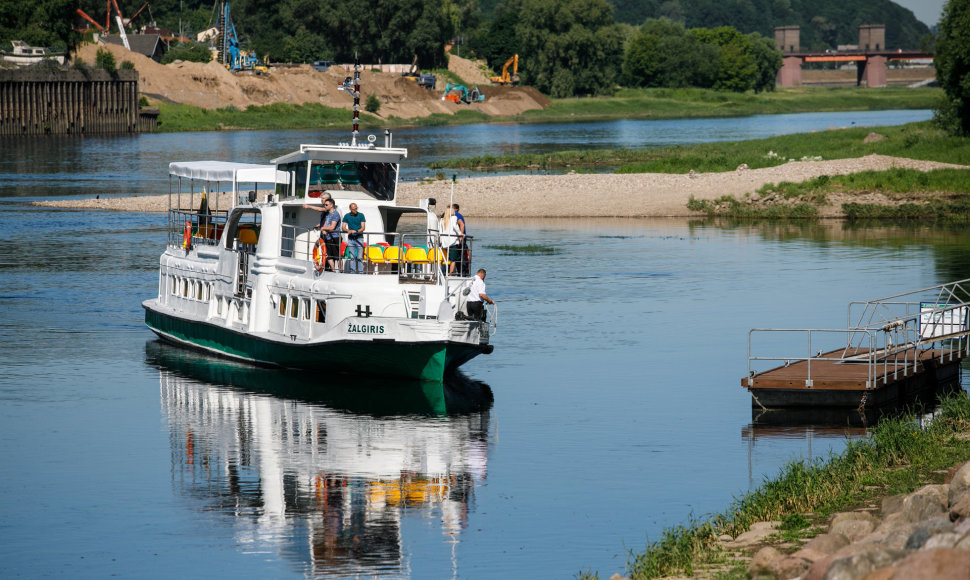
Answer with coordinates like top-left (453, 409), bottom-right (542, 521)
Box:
top-left (280, 226), bottom-right (474, 282)
top-left (168, 209), bottom-right (229, 249)
top-left (746, 279), bottom-right (970, 388)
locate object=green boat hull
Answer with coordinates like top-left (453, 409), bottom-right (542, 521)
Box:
top-left (144, 305), bottom-right (489, 381)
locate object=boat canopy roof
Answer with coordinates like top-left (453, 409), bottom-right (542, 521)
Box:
top-left (270, 143), bottom-right (408, 166)
top-left (169, 161), bottom-right (282, 184)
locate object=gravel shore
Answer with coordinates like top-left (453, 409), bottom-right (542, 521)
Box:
top-left (32, 154), bottom-right (967, 218)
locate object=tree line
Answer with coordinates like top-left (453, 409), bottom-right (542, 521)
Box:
top-left (0, 0), bottom-right (944, 103)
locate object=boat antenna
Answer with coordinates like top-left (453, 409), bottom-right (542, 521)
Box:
top-left (450, 173), bottom-right (456, 210)
top-left (351, 52), bottom-right (360, 146)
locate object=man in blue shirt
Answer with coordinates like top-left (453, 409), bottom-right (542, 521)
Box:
top-left (451, 204), bottom-right (468, 275)
top-left (341, 203), bottom-right (366, 273)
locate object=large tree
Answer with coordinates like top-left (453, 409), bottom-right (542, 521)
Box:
top-left (1, 0), bottom-right (81, 53)
top-left (623, 19), bottom-right (780, 92)
top-left (607, 0), bottom-right (930, 53)
top-left (935, 0), bottom-right (970, 136)
top-left (470, 1), bottom-right (521, 69)
top-left (623, 18), bottom-right (719, 88)
top-left (746, 31), bottom-right (781, 93)
top-left (516, 0), bottom-right (625, 97)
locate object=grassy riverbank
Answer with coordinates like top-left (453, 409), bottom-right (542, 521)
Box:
top-left (687, 167), bottom-right (970, 220)
top-left (589, 394), bottom-right (970, 580)
top-left (437, 121), bottom-right (970, 172)
top-left (152, 86), bottom-right (941, 133)
top-left (516, 86), bottom-right (940, 124)
top-left (436, 120), bottom-right (970, 220)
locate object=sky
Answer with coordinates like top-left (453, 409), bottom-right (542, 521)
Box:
top-left (893, 0), bottom-right (946, 27)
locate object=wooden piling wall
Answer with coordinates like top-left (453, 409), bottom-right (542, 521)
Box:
top-left (0, 68), bottom-right (155, 135)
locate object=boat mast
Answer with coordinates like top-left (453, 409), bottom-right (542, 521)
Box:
top-left (351, 53), bottom-right (360, 146)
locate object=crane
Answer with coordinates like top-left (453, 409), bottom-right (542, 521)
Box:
top-left (76, 0), bottom-right (139, 49)
top-left (489, 54), bottom-right (519, 86)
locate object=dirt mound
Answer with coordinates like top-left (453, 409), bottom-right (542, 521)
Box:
top-left (73, 42), bottom-right (547, 120)
top-left (447, 53), bottom-right (492, 85)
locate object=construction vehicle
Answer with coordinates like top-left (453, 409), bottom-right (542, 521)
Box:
top-left (211, 1), bottom-right (268, 73)
top-left (490, 54), bottom-right (519, 86)
top-left (399, 55), bottom-right (435, 89)
top-left (402, 55), bottom-right (419, 79)
top-left (442, 83), bottom-right (484, 104)
top-left (417, 73), bottom-right (436, 90)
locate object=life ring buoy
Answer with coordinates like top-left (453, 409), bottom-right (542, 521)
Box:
top-left (312, 237), bottom-right (326, 272)
top-left (182, 220), bottom-right (192, 249)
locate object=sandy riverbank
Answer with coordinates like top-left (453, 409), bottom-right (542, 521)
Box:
top-left (32, 154), bottom-right (968, 218)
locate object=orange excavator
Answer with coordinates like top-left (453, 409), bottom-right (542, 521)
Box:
top-left (489, 54), bottom-right (519, 86)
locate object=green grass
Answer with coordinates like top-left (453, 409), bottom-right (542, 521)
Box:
top-left (435, 121), bottom-right (970, 172)
top-left (685, 167), bottom-right (970, 220)
top-left (156, 101), bottom-right (358, 132)
top-left (483, 243), bottom-right (560, 255)
top-left (620, 393), bottom-right (970, 579)
top-left (153, 85), bottom-right (943, 133)
top-left (511, 86), bottom-right (942, 124)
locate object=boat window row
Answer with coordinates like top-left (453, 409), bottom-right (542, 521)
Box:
top-left (170, 276), bottom-right (211, 303)
top-left (276, 294), bottom-right (326, 324)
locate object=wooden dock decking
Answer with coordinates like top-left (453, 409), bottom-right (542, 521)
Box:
top-left (743, 347), bottom-right (964, 391)
top-left (743, 280), bottom-right (970, 409)
top-left (743, 347), bottom-right (965, 409)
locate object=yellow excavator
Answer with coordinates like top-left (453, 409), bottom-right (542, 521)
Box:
top-left (489, 54), bottom-right (519, 86)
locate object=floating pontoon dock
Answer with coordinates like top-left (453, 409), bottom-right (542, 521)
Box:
top-left (743, 280), bottom-right (970, 410)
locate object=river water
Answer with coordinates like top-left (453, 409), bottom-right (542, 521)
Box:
top-left (1, 110), bottom-right (965, 579)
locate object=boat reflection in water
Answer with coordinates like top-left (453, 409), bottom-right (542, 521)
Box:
top-left (145, 341), bottom-right (493, 578)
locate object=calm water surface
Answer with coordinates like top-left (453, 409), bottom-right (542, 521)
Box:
top-left (0, 109), bottom-right (932, 198)
top-left (2, 112), bottom-right (967, 578)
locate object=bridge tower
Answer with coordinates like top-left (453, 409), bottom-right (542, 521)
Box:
top-left (774, 26), bottom-right (802, 86)
top-left (857, 24), bottom-right (887, 87)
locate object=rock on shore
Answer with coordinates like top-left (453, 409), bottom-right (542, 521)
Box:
top-left (744, 461), bottom-right (970, 579)
top-left (31, 154), bottom-right (967, 218)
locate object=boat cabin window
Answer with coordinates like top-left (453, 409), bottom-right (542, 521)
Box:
top-left (276, 162), bottom-right (308, 200)
top-left (303, 160), bottom-right (396, 201)
top-left (224, 208), bottom-right (262, 250)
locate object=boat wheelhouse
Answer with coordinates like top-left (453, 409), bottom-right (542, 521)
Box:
top-left (142, 134), bottom-right (495, 381)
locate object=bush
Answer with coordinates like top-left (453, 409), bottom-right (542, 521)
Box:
top-left (365, 93), bottom-right (381, 114)
top-left (95, 48), bottom-right (116, 71)
top-left (120, 60), bottom-right (135, 70)
top-left (161, 42), bottom-right (212, 65)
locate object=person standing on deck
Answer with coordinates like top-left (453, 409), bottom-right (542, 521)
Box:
top-left (465, 269), bottom-right (493, 322)
top-left (342, 203), bottom-right (366, 274)
top-left (451, 204), bottom-right (468, 275)
top-left (315, 199), bottom-right (341, 272)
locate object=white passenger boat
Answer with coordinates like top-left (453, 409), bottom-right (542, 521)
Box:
top-left (142, 120), bottom-right (495, 381)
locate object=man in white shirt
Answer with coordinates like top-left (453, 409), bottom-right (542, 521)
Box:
top-left (466, 269), bottom-right (493, 322)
